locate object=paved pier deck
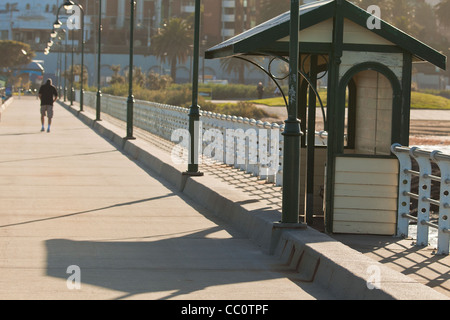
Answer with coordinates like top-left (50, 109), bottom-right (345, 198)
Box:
top-left (0, 96), bottom-right (448, 300)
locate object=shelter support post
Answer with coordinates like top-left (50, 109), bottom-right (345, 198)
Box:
top-left (324, 0), bottom-right (344, 233)
top-left (305, 55), bottom-right (318, 225)
top-left (281, 0), bottom-right (302, 224)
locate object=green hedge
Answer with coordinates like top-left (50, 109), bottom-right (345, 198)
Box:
top-left (200, 101), bottom-right (273, 119)
top-left (420, 89), bottom-right (450, 100)
top-left (100, 83), bottom-right (274, 119)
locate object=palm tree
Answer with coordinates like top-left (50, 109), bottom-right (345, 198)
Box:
top-left (220, 58), bottom-right (247, 84)
top-left (151, 18), bottom-right (193, 83)
top-left (220, 56), bottom-right (265, 84)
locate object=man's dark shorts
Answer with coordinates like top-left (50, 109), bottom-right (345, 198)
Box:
top-left (40, 105), bottom-right (54, 118)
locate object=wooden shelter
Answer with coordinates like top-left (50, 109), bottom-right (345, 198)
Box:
top-left (205, 0), bottom-right (447, 235)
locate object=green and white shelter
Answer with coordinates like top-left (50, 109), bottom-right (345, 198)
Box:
top-left (205, 0), bottom-right (447, 235)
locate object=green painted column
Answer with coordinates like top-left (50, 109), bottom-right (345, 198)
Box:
top-left (185, 0), bottom-right (203, 176)
top-left (79, 3), bottom-right (85, 112)
top-left (96, 0), bottom-right (102, 121)
top-left (70, 30), bottom-right (74, 106)
top-left (305, 55), bottom-right (318, 225)
top-left (126, 0), bottom-right (136, 140)
top-left (281, 0), bottom-right (302, 224)
top-left (324, 0), bottom-right (344, 233)
top-left (64, 32), bottom-right (67, 102)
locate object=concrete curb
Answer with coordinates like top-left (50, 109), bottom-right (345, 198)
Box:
top-left (274, 229), bottom-right (447, 299)
top-left (0, 97), bottom-right (14, 120)
top-left (61, 101), bottom-right (449, 300)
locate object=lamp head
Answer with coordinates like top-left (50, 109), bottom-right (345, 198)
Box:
top-left (63, 0), bottom-right (75, 11)
top-left (53, 19), bottom-right (62, 29)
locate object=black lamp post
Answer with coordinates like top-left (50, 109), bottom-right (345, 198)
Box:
top-left (185, 0), bottom-right (203, 176)
top-left (70, 29), bottom-right (74, 106)
top-left (96, 0), bottom-right (103, 121)
top-left (125, 0), bottom-right (136, 140)
top-left (62, 29), bottom-right (67, 102)
top-left (58, 0), bottom-right (85, 112)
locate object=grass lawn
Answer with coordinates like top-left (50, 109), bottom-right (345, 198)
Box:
top-left (410, 92), bottom-right (450, 109)
top-left (250, 91), bottom-right (450, 110)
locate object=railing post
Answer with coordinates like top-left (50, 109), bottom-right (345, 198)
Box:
top-left (431, 151), bottom-right (450, 255)
top-left (276, 124), bottom-right (285, 187)
top-left (257, 120), bottom-right (268, 180)
top-left (393, 144), bottom-right (450, 255)
top-left (235, 117), bottom-right (245, 171)
top-left (392, 143), bottom-right (412, 238)
top-left (411, 147), bottom-right (432, 247)
top-left (268, 123), bottom-right (280, 184)
top-left (248, 119), bottom-right (258, 176)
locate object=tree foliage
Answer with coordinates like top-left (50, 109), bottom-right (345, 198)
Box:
top-left (0, 40), bottom-right (34, 70)
top-left (257, 0), bottom-right (290, 24)
top-left (110, 65), bottom-right (125, 85)
top-left (220, 57), bottom-right (265, 84)
top-left (436, 0), bottom-right (450, 28)
top-left (63, 64), bottom-right (88, 88)
top-left (107, 66), bottom-right (173, 91)
top-left (151, 18), bottom-right (194, 82)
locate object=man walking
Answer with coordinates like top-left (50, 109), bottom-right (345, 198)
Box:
top-left (38, 79), bottom-right (58, 133)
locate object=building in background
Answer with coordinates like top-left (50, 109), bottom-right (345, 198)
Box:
top-left (0, 0), bottom-right (447, 88)
top-left (0, 0), bottom-right (267, 85)
top-left (0, 0), bottom-right (260, 52)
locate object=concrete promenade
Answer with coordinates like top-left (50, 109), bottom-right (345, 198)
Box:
top-left (0, 96), bottom-right (448, 300)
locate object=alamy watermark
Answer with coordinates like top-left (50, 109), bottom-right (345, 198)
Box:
top-left (66, 265), bottom-right (81, 290)
top-left (63, 4), bottom-right (381, 31)
top-left (366, 265), bottom-right (381, 290)
top-left (171, 121), bottom-right (280, 175)
top-left (366, 5), bottom-right (382, 30)
top-left (63, 6), bottom-right (82, 30)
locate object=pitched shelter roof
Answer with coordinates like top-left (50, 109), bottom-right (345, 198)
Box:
top-left (205, 0), bottom-right (446, 70)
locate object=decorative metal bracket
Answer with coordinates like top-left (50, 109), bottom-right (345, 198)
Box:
top-left (234, 53), bottom-right (328, 129)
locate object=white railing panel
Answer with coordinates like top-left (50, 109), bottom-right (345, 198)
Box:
top-left (76, 92), bottom-right (332, 190)
top-left (392, 143), bottom-right (450, 255)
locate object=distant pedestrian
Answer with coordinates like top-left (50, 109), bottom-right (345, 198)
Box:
top-left (257, 82), bottom-right (264, 99)
top-left (38, 79), bottom-right (58, 133)
top-left (274, 87), bottom-right (281, 97)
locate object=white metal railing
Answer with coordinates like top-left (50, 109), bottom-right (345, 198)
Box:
top-left (77, 92), bottom-right (328, 187)
top-left (392, 143), bottom-right (450, 255)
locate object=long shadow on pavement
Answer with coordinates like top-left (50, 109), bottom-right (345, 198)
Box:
top-left (45, 226), bottom-right (334, 300)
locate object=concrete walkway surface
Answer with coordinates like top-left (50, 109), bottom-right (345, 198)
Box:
top-left (0, 96), bottom-right (448, 300)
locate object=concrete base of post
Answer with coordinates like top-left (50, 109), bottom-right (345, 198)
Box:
top-left (182, 171), bottom-right (204, 177)
top-left (270, 221), bottom-right (307, 255)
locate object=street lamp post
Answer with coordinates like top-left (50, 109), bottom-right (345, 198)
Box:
top-left (57, 42), bottom-right (61, 98)
top-left (96, 0), bottom-right (103, 121)
top-left (64, 30), bottom-right (67, 102)
top-left (70, 29), bottom-right (74, 106)
top-left (57, 1), bottom-right (85, 112)
top-left (125, 0), bottom-right (136, 140)
top-left (185, 0), bottom-right (203, 176)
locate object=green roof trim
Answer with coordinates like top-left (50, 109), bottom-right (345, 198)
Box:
top-left (205, 0), bottom-right (335, 58)
top-left (205, 0), bottom-right (447, 70)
